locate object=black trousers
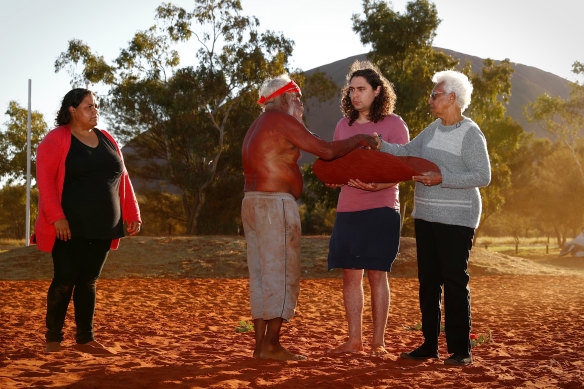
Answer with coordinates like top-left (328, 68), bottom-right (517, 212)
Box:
top-left (414, 219), bottom-right (474, 355)
top-left (45, 237), bottom-right (111, 344)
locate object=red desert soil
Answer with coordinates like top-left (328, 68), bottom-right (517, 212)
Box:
top-left (1, 236), bottom-right (583, 388)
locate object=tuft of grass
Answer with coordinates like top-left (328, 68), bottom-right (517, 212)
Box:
top-left (406, 323), bottom-right (492, 347)
top-left (470, 329), bottom-right (493, 347)
top-left (235, 320), bottom-right (254, 333)
top-left (475, 236), bottom-right (563, 257)
top-left (0, 238), bottom-right (27, 253)
top-left (405, 323), bottom-right (444, 332)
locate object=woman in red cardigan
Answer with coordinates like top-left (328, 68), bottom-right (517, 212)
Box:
top-left (34, 88), bottom-right (141, 353)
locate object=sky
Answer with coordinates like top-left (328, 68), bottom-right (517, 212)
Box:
top-left (0, 0), bottom-right (582, 127)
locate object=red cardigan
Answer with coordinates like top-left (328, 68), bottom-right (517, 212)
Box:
top-left (33, 125), bottom-right (141, 252)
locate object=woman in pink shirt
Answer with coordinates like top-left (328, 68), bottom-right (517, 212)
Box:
top-left (34, 88), bottom-right (141, 353)
top-left (327, 61), bottom-right (409, 356)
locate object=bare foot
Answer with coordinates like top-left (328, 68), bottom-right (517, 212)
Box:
top-left (74, 340), bottom-right (115, 355)
top-left (260, 344), bottom-right (306, 361)
top-left (371, 344), bottom-right (388, 357)
top-left (45, 342), bottom-right (61, 352)
top-left (326, 340), bottom-right (364, 354)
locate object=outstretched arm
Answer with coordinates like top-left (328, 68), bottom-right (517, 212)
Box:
top-left (280, 114), bottom-right (378, 160)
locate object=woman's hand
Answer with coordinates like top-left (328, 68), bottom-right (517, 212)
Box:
top-left (347, 179), bottom-right (397, 191)
top-left (412, 171), bottom-right (442, 186)
top-left (127, 221), bottom-right (141, 236)
top-left (54, 218), bottom-right (71, 241)
top-left (372, 132), bottom-right (383, 150)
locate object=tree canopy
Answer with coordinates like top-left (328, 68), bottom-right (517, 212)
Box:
top-left (347, 0), bottom-right (522, 238)
top-left (525, 62), bottom-right (584, 182)
top-left (0, 101), bottom-right (47, 185)
top-left (55, 0), bottom-right (297, 234)
top-left (0, 102), bottom-right (46, 240)
top-left (5, 0), bottom-right (570, 242)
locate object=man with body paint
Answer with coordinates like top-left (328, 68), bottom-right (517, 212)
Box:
top-left (241, 74), bottom-right (379, 360)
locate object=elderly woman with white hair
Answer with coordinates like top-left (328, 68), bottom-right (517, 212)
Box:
top-left (375, 70), bottom-right (491, 366)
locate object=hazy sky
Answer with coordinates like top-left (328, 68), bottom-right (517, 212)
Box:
top-left (1, 0), bottom-right (582, 126)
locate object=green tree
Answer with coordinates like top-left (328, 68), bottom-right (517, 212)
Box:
top-left (353, 0), bottom-right (460, 135)
top-left (299, 164), bottom-right (340, 234)
top-left (0, 185), bottom-right (38, 239)
top-left (520, 62), bottom-right (584, 244)
top-left (351, 0), bottom-right (456, 235)
top-left (54, 0), bottom-right (295, 234)
top-left (525, 62), bottom-right (584, 182)
top-left (136, 191), bottom-right (186, 236)
top-left (352, 0), bottom-right (522, 239)
top-left (0, 102), bottom-right (46, 240)
top-left (492, 132), bottom-right (584, 247)
top-left (535, 144), bottom-right (584, 246)
top-left (0, 101), bottom-right (48, 184)
top-left (464, 59), bottom-right (523, 240)
top-left (494, 134), bottom-right (552, 236)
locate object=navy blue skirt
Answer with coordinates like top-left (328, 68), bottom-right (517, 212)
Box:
top-left (328, 207), bottom-right (401, 272)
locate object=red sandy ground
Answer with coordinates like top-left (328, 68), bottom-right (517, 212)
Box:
top-left (1, 237), bottom-right (583, 388)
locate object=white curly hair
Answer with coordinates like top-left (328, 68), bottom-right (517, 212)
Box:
top-left (432, 70), bottom-right (473, 112)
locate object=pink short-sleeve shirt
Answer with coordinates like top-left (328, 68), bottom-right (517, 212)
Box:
top-left (333, 114), bottom-right (409, 212)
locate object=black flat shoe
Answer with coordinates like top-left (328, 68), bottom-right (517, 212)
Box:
top-left (400, 345), bottom-right (439, 360)
top-left (444, 352), bottom-right (473, 366)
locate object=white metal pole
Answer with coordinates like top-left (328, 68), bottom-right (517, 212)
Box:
top-left (26, 79), bottom-right (32, 246)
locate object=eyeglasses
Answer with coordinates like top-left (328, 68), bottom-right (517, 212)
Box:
top-left (429, 91), bottom-right (445, 100)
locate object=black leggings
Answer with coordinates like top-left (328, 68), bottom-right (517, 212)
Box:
top-left (45, 237), bottom-right (111, 344)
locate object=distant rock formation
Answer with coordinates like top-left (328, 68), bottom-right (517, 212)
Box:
top-left (300, 48), bottom-right (571, 166)
top-left (123, 48), bottom-right (573, 190)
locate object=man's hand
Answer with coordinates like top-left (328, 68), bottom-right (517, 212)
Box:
top-left (356, 134), bottom-right (380, 150)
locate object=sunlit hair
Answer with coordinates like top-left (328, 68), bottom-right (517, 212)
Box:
top-left (258, 74), bottom-right (296, 111)
top-left (55, 88), bottom-right (95, 126)
top-left (432, 70), bottom-right (473, 112)
top-left (341, 60), bottom-right (396, 125)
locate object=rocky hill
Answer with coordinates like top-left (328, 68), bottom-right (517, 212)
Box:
top-left (299, 48), bottom-right (572, 165)
top-left (122, 48), bottom-right (573, 187)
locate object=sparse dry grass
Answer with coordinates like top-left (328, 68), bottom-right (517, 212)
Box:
top-left (0, 235), bottom-right (571, 256)
top-left (2, 235), bottom-right (583, 281)
top-left (475, 236), bottom-right (564, 257)
top-left (0, 238), bottom-right (26, 253)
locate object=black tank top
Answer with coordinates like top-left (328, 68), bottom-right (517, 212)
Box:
top-left (61, 129), bottom-right (124, 240)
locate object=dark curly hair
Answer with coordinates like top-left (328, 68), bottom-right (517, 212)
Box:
top-left (55, 88), bottom-right (95, 126)
top-left (341, 61), bottom-right (396, 125)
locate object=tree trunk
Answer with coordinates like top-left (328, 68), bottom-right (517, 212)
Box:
top-left (565, 140), bottom-right (584, 183)
top-left (400, 202), bottom-right (407, 232)
top-left (474, 212), bottom-right (492, 247)
top-left (184, 192), bottom-right (198, 235)
top-left (554, 225), bottom-right (562, 248)
top-left (473, 223), bottom-right (483, 247)
top-left (184, 104), bottom-right (233, 235)
top-left (190, 188), bottom-right (207, 235)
